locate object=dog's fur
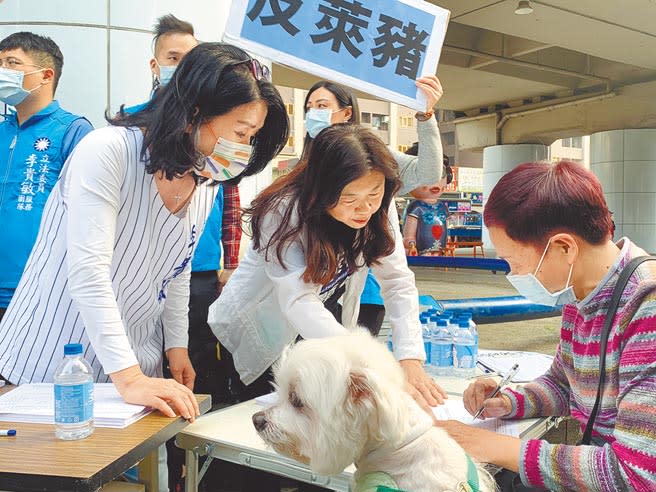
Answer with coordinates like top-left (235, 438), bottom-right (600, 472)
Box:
top-left (252, 331), bottom-right (495, 492)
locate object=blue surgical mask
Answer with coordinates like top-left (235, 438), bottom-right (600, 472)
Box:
top-left (0, 67), bottom-right (43, 106)
top-left (305, 108), bottom-right (335, 138)
top-left (506, 239), bottom-right (576, 307)
top-left (156, 61), bottom-right (177, 87)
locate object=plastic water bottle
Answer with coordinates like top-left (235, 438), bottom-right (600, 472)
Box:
top-left (430, 318), bottom-right (453, 376)
top-left (421, 315), bottom-right (432, 366)
top-left (54, 343), bottom-right (94, 440)
top-left (447, 314), bottom-right (460, 338)
top-left (463, 312), bottom-right (478, 344)
top-left (453, 319), bottom-right (477, 378)
top-left (386, 331), bottom-right (393, 353)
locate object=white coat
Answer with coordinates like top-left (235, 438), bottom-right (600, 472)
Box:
top-left (208, 199), bottom-right (424, 385)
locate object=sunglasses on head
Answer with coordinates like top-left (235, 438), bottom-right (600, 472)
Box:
top-left (231, 57), bottom-right (271, 82)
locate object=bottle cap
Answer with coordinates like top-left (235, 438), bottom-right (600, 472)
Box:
top-left (64, 343), bottom-right (83, 356)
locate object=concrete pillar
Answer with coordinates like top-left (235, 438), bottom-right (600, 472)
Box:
top-left (0, 0), bottom-right (232, 128)
top-left (388, 102), bottom-right (399, 150)
top-left (482, 144), bottom-right (550, 250)
top-left (591, 129), bottom-right (656, 253)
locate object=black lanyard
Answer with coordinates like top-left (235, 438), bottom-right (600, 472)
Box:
top-left (580, 255), bottom-right (656, 445)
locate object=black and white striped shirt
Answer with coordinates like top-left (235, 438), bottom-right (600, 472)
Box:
top-left (0, 126), bottom-right (217, 383)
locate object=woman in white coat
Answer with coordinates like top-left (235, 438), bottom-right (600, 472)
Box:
top-left (209, 124), bottom-right (446, 409)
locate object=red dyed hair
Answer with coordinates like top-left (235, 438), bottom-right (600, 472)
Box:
top-left (484, 160), bottom-right (614, 247)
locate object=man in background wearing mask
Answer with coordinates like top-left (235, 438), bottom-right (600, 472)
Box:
top-left (0, 32), bottom-right (92, 322)
top-left (123, 14), bottom-right (197, 113)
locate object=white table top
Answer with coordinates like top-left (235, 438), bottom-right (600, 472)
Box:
top-left (177, 373), bottom-right (553, 492)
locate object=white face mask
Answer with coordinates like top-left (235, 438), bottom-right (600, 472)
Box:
top-left (0, 67), bottom-right (43, 106)
top-left (506, 239), bottom-right (576, 307)
top-left (155, 60), bottom-right (176, 87)
top-left (196, 137), bottom-right (252, 182)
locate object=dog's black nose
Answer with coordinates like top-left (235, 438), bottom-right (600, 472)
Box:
top-left (252, 411), bottom-right (268, 432)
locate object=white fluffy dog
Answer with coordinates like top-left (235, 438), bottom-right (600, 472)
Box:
top-left (252, 330), bottom-right (495, 492)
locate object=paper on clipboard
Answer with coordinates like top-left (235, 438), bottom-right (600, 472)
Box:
top-left (477, 350), bottom-right (554, 383)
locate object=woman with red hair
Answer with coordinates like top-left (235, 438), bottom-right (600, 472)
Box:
top-left (438, 160), bottom-right (656, 491)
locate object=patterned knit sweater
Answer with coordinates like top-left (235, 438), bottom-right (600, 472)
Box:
top-left (503, 238), bottom-right (656, 491)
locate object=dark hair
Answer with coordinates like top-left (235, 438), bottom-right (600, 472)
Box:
top-left (153, 14), bottom-right (195, 53)
top-left (246, 124), bottom-right (401, 284)
top-left (405, 143), bottom-right (452, 184)
top-left (300, 81), bottom-right (360, 161)
top-left (0, 32), bottom-right (63, 92)
top-left (110, 42), bottom-right (289, 184)
top-left (484, 160), bottom-right (614, 247)
top-left (442, 154), bottom-right (453, 184)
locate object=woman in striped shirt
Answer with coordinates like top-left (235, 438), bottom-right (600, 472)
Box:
top-left (0, 43), bottom-right (288, 420)
top-left (438, 160), bottom-right (656, 491)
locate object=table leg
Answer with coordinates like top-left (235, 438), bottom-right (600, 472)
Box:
top-left (138, 448), bottom-right (159, 492)
top-left (185, 449), bottom-right (199, 492)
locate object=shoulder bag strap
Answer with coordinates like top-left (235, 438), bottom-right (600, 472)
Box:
top-left (580, 255), bottom-right (656, 445)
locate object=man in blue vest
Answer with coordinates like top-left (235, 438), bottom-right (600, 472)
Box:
top-left (0, 32), bottom-right (92, 321)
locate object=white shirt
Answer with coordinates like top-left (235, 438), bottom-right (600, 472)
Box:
top-left (208, 199), bottom-right (424, 385)
top-left (0, 126), bottom-right (217, 383)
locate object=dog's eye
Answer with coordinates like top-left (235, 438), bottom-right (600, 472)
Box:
top-left (289, 391), bottom-right (304, 409)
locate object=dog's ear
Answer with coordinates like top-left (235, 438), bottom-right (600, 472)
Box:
top-left (345, 368), bottom-right (405, 441)
top-left (346, 368), bottom-right (406, 444)
top-left (348, 371), bottom-right (372, 403)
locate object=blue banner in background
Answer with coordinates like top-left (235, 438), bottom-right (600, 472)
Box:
top-left (225, 0), bottom-right (450, 110)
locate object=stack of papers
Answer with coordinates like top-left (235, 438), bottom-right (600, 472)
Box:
top-left (0, 383), bottom-right (152, 428)
top-left (477, 350), bottom-right (554, 383)
top-left (432, 399), bottom-right (520, 437)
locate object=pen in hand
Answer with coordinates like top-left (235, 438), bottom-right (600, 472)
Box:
top-left (473, 363), bottom-right (520, 420)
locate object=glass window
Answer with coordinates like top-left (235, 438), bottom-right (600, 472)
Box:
top-left (399, 115), bottom-right (414, 128)
top-left (372, 113), bottom-right (389, 131)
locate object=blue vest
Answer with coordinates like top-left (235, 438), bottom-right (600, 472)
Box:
top-left (191, 184), bottom-right (225, 272)
top-left (0, 101), bottom-right (92, 307)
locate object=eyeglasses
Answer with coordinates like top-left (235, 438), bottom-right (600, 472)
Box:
top-left (0, 57), bottom-right (42, 70)
top-left (232, 57), bottom-right (271, 82)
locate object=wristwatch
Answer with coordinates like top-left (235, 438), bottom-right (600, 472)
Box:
top-left (414, 110), bottom-right (434, 121)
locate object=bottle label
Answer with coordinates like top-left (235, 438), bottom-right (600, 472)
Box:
top-left (454, 344), bottom-right (477, 369)
top-left (431, 343), bottom-right (453, 367)
top-left (424, 340), bottom-right (431, 364)
top-left (54, 382), bottom-right (94, 424)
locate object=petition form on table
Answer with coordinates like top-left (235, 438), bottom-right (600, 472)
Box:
top-left (477, 350), bottom-right (554, 383)
top-left (0, 383), bottom-right (151, 428)
top-left (433, 399), bottom-right (521, 437)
